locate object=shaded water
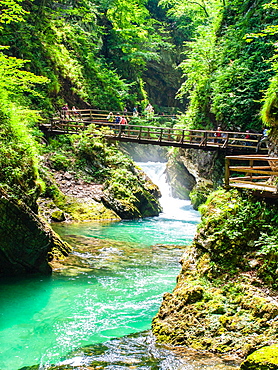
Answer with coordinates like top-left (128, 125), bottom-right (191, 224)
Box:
top-left (0, 162), bottom-right (238, 370)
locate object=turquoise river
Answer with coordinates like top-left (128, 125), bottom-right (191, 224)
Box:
top-left (0, 162), bottom-right (239, 370)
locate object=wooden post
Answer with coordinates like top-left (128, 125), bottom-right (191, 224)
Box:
top-left (180, 130), bottom-right (185, 144)
top-left (204, 131), bottom-right (207, 147)
top-left (200, 131), bottom-right (207, 146)
top-left (225, 157), bottom-right (230, 188)
top-left (222, 133), bottom-right (229, 148)
top-left (159, 128), bottom-right (163, 142)
top-left (168, 129), bottom-right (171, 141)
top-left (138, 126), bottom-right (142, 140)
top-left (250, 159), bottom-right (253, 181)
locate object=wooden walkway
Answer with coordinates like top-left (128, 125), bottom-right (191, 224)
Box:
top-left (40, 110), bottom-right (278, 196)
top-left (41, 117), bottom-right (266, 154)
top-left (225, 155), bottom-right (278, 196)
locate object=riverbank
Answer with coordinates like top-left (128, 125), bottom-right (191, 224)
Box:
top-left (152, 188), bottom-right (278, 366)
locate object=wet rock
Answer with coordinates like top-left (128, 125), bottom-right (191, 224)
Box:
top-left (51, 209), bottom-right (66, 222)
top-left (0, 188), bottom-right (71, 276)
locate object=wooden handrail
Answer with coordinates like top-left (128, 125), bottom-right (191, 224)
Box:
top-left (225, 155), bottom-right (278, 195)
top-left (45, 119), bottom-right (268, 154)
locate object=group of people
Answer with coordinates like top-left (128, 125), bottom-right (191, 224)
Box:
top-left (107, 104), bottom-right (154, 121)
top-left (106, 112), bottom-right (128, 126)
top-left (214, 126), bottom-right (270, 150)
top-left (61, 104), bottom-right (81, 119)
top-left (61, 103), bottom-right (155, 123)
top-left (106, 103), bottom-right (154, 124)
top-left (106, 112), bottom-right (128, 133)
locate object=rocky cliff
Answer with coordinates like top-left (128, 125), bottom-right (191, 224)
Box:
top-left (0, 188), bottom-right (71, 277)
top-left (166, 148), bottom-right (224, 208)
top-left (152, 189), bottom-right (278, 365)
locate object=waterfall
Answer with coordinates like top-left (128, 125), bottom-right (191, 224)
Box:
top-left (137, 161), bottom-right (200, 222)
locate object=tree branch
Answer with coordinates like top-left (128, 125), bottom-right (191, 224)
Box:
top-left (187, 0), bottom-right (209, 17)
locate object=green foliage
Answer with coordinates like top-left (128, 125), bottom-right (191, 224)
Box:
top-left (105, 168), bottom-right (139, 202)
top-left (173, 0), bottom-right (277, 131)
top-left (0, 104), bottom-right (43, 208)
top-left (0, 0), bottom-right (173, 111)
top-left (261, 74), bottom-right (278, 126)
top-left (0, 51), bottom-right (49, 96)
top-left (48, 153), bottom-right (72, 171)
top-left (0, 0), bottom-right (27, 26)
top-left (197, 189), bottom-right (278, 277)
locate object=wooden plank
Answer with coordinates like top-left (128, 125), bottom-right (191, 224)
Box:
top-left (226, 155), bottom-right (269, 159)
top-left (229, 168), bottom-right (278, 176)
top-left (229, 166), bottom-right (271, 170)
top-left (229, 183), bottom-right (277, 192)
top-left (230, 176), bottom-right (270, 180)
top-left (229, 179), bottom-right (276, 188)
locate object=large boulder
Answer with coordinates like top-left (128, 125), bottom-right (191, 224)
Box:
top-left (0, 188), bottom-right (71, 276)
top-left (240, 344), bottom-right (278, 370)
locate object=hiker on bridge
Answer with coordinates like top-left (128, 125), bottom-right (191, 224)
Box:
top-left (107, 112), bottom-right (115, 129)
top-left (118, 115), bottom-right (127, 134)
top-left (214, 126), bottom-right (222, 143)
top-left (115, 113), bottom-right (122, 124)
top-left (256, 127), bottom-right (269, 152)
top-left (123, 107), bottom-right (128, 117)
top-left (133, 106), bottom-right (138, 117)
top-left (145, 103), bottom-right (154, 119)
top-left (71, 106), bottom-right (81, 120)
top-left (244, 130), bottom-right (253, 147)
top-left (61, 104), bottom-right (69, 119)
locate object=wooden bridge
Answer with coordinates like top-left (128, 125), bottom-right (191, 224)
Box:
top-left (42, 111), bottom-right (266, 154)
top-left (40, 109), bottom-right (278, 196)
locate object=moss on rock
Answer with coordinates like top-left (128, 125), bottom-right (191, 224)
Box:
top-left (0, 188), bottom-right (71, 276)
top-left (152, 189), bottom-right (278, 358)
top-left (240, 344), bottom-right (278, 370)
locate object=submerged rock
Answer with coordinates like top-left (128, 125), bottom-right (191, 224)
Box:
top-left (18, 330), bottom-right (240, 370)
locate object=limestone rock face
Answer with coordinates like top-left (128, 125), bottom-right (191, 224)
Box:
top-left (0, 189), bottom-right (71, 276)
top-left (152, 190), bottom-right (278, 358)
top-left (143, 48), bottom-right (184, 109)
top-left (166, 155), bottom-right (196, 199)
top-left (167, 148), bottom-right (223, 188)
top-left (166, 148), bottom-right (222, 207)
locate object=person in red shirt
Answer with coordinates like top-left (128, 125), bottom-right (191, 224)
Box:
top-left (215, 126), bottom-right (222, 143)
top-left (119, 116), bottom-right (127, 134)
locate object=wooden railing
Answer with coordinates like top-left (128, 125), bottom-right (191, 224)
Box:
top-left (225, 155), bottom-right (278, 194)
top-left (56, 108), bottom-right (176, 122)
top-left (44, 118), bottom-right (266, 153)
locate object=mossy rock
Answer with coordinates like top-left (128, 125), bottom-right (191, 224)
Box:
top-left (240, 344), bottom-right (278, 370)
top-left (190, 180), bottom-right (214, 210)
top-left (65, 198), bottom-right (120, 221)
top-left (51, 209), bottom-right (66, 222)
top-left (175, 285), bottom-right (204, 304)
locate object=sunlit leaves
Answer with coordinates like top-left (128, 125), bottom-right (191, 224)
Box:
top-left (0, 0), bottom-right (27, 27)
top-left (243, 0), bottom-right (278, 126)
top-left (106, 0), bottom-right (167, 68)
top-left (0, 51), bottom-right (49, 97)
